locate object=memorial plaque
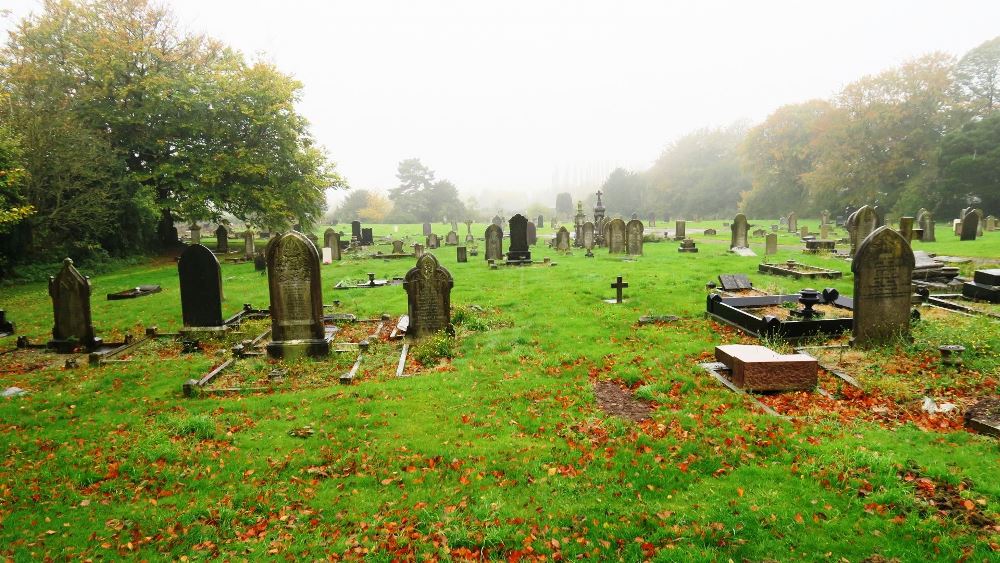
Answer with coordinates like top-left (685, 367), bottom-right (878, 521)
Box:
top-left (48, 258), bottom-right (99, 351)
top-left (718, 274), bottom-right (753, 291)
top-left (492, 215), bottom-right (503, 227)
top-left (392, 240), bottom-right (405, 254)
top-left (898, 217), bottom-right (914, 243)
top-left (606, 218), bottom-right (626, 254)
top-left (730, 213), bottom-right (749, 249)
top-left (327, 231), bottom-right (342, 260)
top-left (404, 253), bottom-right (454, 338)
top-left (426, 233), bottom-right (441, 249)
top-left (626, 219), bottom-right (644, 256)
top-left (485, 224), bottom-right (503, 261)
top-left (266, 232), bottom-right (328, 359)
top-left (848, 205), bottom-right (877, 256)
top-left (917, 210), bottom-right (936, 242)
top-left (851, 227), bottom-right (915, 348)
top-left (178, 244), bottom-right (224, 329)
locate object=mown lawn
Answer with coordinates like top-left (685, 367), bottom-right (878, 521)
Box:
top-left (1, 220), bottom-right (998, 561)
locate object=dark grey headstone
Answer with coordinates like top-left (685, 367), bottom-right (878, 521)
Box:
top-left (961, 213), bottom-right (979, 241)
top-left (243, 230), bottom-right (255, 260)
top-left (351, 221), bottom-right (362, 241)
top-left (404, 253), bottom-right (454, 338)
top-left (445, 231), bottom-right (459, 245)
top-left (48, 258), bottom-right (99, 351)
top-left (361, 228), bottom-right (374, 245)
top-left (507, 214), bottom-right (531, 262)
top-left (215, 225), bottom-right (229, 253)
top-left (582, 221), bottom-right (595, 250)
top-left (555, 226), bottom-right (571, 251)
top-left (718, 274), bottom-right (752, 291)
top-left (178, 244), bottom-right (224, 328)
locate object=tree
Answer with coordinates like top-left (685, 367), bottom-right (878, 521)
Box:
top-left (555, 192), bottom-right (574, 218)
top-left (387, 159), bottom-right (465, 222)
top-left (426, 180), bottom-right (467, 222)
top-left (955, 36), bottom-right (1000, 118)
top-left (359, 192), bottom-right (392, 223)
top-left (333, 190), bottom-right (374, 221)
top-left (599, 169), bottom-right (647, 216)
top-left (937, 113), bottom-right (1000, 216)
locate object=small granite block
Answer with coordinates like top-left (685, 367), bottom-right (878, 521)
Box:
top-left (973, 269), bottom-right (1000, 286)
top-left (715, 344), bottom-right (818, 391)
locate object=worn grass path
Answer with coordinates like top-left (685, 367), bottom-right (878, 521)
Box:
top-left (1, 220), bottom-right (998, 561)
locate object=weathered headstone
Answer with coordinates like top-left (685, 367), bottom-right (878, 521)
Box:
top-left (718, 274), bottom-right (752, 291)
top-left (851, 226), bottom-right (915, 348)
top-left (974, 209), bottom-right (984, 237)
top-left (265, 232), bottom-right (329, 359)
top-left (327, 231), bottom-right (342, 260)
top-left (507, 214), bottom-right (532, 263)
top-left (961, 212), bottom-right (979, 241)
top-left (626, 219), bottom-right (643, 256)
top-left (492, 215), bottom-right (503, 227)
top-left (582, 221), bottom-right (595, 256)
top-left (426, 233), bottom-right (440, 249)
top-left (485, 224), bottom-right (503, 261)
top-left (730, 214), bottom-right (749, 249)
top-left (848, 205), bottom-right (878, 256)
top-left (917, 210), bottom-right (936, 242)
top-left (403, 253), bottom-right (454, 338)
top-left (606, 218), bottom-right (626, 254)
top-left (457, 246), bottom-right (468, 263)
top-left (215, 225), bottom-right (229, 253)
top-left (244, 230), bottom-right (255, 260)
top-left (898, 217), bottom-right (914, 243)
top-left (178, 244), bottom-right (224, 333)
top-left (413, 243), bottom-right (424, 257)
top-left (536, 215), bottom-right (544, 229)
top-left (673, 220), bottom-right (686, 241)
top-left (962, 269), bottom-right (1000, 303)
top-left (254, 251), bottom-right (266, 271)
top-left (527, 221), bottom-right (537, 245)
top-left (392, 240), bottom-right (405, 254)
top-left (678, 239), bottom-right (698, 253)
top-left (48, 258), bottom-right (100, 352)
top-left (422, 222), bottom-right (433, 236)
top-left (555, 226), bottom-right (571, 251)
top-left (765, 233), bottom-right (777, 255)
top-left (189, 224), bottom-right (201, 244)
top-left (445, 231), bottom-right (459, 246)
top-left (703, 228), bottom-right (717, 236)
top-left (821, 210), bottom-right (830, 225)
top-left (787, 212), bottom-right (798, 234)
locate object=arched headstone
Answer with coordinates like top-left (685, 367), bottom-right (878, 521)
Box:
top-left (485, 224), bottom-right (503, 261)
top-left (178, 244), bottom-right (224, 333)
top-left (851, 227), bottom-right (915, 348)
top-left (730, 214), bottom-right (749, 249)
top-left (404, 253), bottom-right (454, 338)
top-left (626, 219), bottom-right (644, 256)
top-left (48, 258), bottom-right (100, 352)
top-left (606, 218), bottom-right (626, 254)
top-left (507, 214), bottom-right (531, 262)
top-left (265, 232), bottom-right (329, 359)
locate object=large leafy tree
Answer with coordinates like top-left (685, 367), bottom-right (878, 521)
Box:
top-left (955, 36), bottom-right (1000, 118)
top-left (937, 113), bottom-right (1000, 216)
top-left (387, 159), bottom-right (465, 222)
top-left (555, 192), bottom-right (574, 218)
top-left (599, 168), bottom-right (647, 217)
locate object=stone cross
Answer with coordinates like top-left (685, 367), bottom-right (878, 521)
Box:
top-left (610, 276), bottom-right (628, 304)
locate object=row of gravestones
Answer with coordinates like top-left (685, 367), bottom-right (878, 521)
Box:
top-left (480, 216), bottom-right (645, 261)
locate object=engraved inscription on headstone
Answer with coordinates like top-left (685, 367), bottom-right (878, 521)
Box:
top-left (626, 219), bottom-right (644, 256)
top-left (606, 218), bottom-right (626, 254)
top-left (851, 227), bottom-right (915, 348)
top-left (266, 232), bottom-right (328, 359)
top-left (404, 253), bottom-right (454, 338)
top-left (485, 224), bottom-right (503, 261)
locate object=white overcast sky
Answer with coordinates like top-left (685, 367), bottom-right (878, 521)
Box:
top-left (3, 1), bottom-right (1000, 209)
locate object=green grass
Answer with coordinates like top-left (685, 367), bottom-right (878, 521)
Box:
top-left (0, 221), bottom-right (998, 560)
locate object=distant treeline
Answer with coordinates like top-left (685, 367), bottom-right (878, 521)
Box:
top-left (0, 0), bottom-right (344, 276)
top-left (599, 40), bottom-right (1000, 221)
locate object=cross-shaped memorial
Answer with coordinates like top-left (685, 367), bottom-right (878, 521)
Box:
top-left (608, 276), bottom-right (629, 304)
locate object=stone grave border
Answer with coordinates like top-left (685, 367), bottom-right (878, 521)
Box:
top-left (919, 292), bottom-right (1000, 320)
top-left (706, 289), bottom-right (854, 341)
top-left (334, 275), bottom-right (405, 290)
top-left (758, 261), bottom-right (843, 280)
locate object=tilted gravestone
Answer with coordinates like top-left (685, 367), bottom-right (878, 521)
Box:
top-left (243, 230), bottom-right (255, 260)
top-left (507, 214), bottom-right (532, 262)
top-left (48, 258), bottom-right (100, 352)
top-left (555, 227), bottom-right (571, 251)
top-left (404, 253), bottom-right (454, 338)
top-left (673, 220), bottom-right (686, 241)
top-left (485, 224), bottom-right (503, 261)
top-left (626, 219), bottom-right (644, 256)
top-left (606, 218), bottom-right (626, 254)
top-left (527, 221), bottom-right (537, 245)
top-left (851, 226), bottom-right (915, 348)
top-left (215, 225), bottom-right (229, 253)
top-left (445, 231), bottom-right (459, 246)
top-left (765, 233), bottom-right (777, 255)
top-left (178, 244), bottom-right (225, 333)
top-left (961, 212), bottom-right (979, 241)
top-left (730, 213), bottom-right (749, 249)
top-left (351, 221), bottom-right (362, 241)
top-left (422, 222), bottom-right (433, 236)
top-left (265, 232), bottom-right (329, 359)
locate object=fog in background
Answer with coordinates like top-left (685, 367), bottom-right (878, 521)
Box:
top-left (5, 0), bottom-right (1000, 211)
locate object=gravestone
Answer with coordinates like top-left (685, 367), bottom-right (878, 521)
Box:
top-left (960, 213), bottom-right (979, 241)
top-left (244, 230), bottom-right (255, 260)
top-left (820, 224), bottom-right (830, 240)
top-left (918, 210), bottom-right (936, 242)
top-left (674, 220), bottom-right (686, 241)
top-left (874, 205), bottom-right (886, 227)
top-left (457, 246), bottom-right (468, 263)
top-left (265, 232), bottom-right (329, 359)
top-left (492, 215), bottom-right (503, 227)
top-left (848, 205), bottom-right (878, 256)
top-left (392, 240), bottom-right (405, 254)
top-left (730, 214), bottom-right (749, 249)
top-left (608, 276), bottom-right (628, 304)
top-left (799, 226), bottom-right (808, 238)
top-left (327, 231), bottom-right (342, 260)
top-left (527, 221), bottom-right (537, 245)
top-left (898, 217), bottom-right (914, 243)
top-left (426, 233), bottom-right (440, 249)
top-left (445, 231), bottom-right (459, 246)
top-left (178, 244), bottom-right (225, 333)
top-left (536, 215), bottom-right (544, 229)
top-left (361, 228), bottom-right (374, 246)
top-left (254, 251), bottom-right (266, 271)
top-left (718, 274), bottom-right (752, 291)
top-left (626, 219), bottom-right (644, 256)
top-left (189, 224), bottom-right (201, 244)
top-left (606, 218), bottom-right (626, 254)
top-left (851, 226), bottom-right (915, 348)
top-left (451, 220), bottom-right (459, 232)
top-left (507, 214), bottom-right (532, 263)
top-left (555, 226), bottom-right (571, 251)
top-left (649, 213), bottom-right (656, 227)
top-left (974, 209), bottom-right (984, 237)
top-left (765, 233), bottom-right (777, 255)
top-left (821, 210), bottom-right (830, 225)
top-left (582, 221), bottom-right (595, 256)
top-left (215, 225), bottom-right (229, 253)
top-left (787, 212), bottom-right (798, 233)
top-left (351, 221), bottom-right (362, 241)
top-left (422, 222), bottom-right (433, 236)
top-left (413, 243), bottom-right (424, 257)
top-left (703, 228), bottom-right (717, 236)
top-left (0, 310), bottom-right (13, 335)
top-left (715, 344), bottom-right (817, 391)
top-left (485, 224), bottom-right (503, 261)
top-left (404, 253), bottom-right (454, 338)
top-left (678, 239), bottom-right (698, 253)
top-left (48, 258), bottom-right (100, 352)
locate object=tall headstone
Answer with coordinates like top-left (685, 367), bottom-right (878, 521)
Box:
top-left (403, 253), bottom-right (454, 338)
top-left (48, 259), bottom-right (100, 352)
top-left (456, 246), bottom-right (467, 262)
top-left (190, 224), bottom-right (201, 245)
top-left (918, 210), bottom-right (936, 242)
top-left (851, 227), bottom-right (915, 348)
top-left (507, 214), bottom-right (531, 262)
top-left (873, 205), bottom-right (886, 227)
top-left (849, 205), bottom-right (878, 256)
top-left (730, 214), bottom-right (749, 249)
top-left (582, 221), bottom-right (595, 255)
top-left (351, 221), bottom-right (362, 242)
top-left (323, 228), bottom-right (337, 249)
top-left (820, 224), bottom-right (830, 240)
top-left (606, 218), bottom-right (626, 254)
top-left (821, 210), bottom-right (830, 226)
top-left (178, 244), bottom-right (224, 333)
top-left (961, 212), bottom-right (979, 241)
top-left (243, 230), bottom-right (255, 260)
top-left (422, 222), bottom-right (433, 236)
top-left (974, 209), bottom-right (985, 237)
top-left (673, 220), bottom-right (686, 241)
top-left (327, 231), bottom-right (342, 260)
top-left (786, 212), bottom-right (798, 234)
top-left (445, 231), bottom-right (459, 246)
top-left (485, 224), bottom-right (503, 261)
top-left (898, 217), bottom-right (914, 243)
top-left (527, 221), bottom-right (537, 245)
top-left (765, 233), bottom-right (777, 255)
top-left (626, 219), bottom-right (644, 256)
top-left (413, 243), bottom-right (424, 257)
top-left (536, 215), bottom-right (544, 229)
top-left (555, 227), bottom-right (571, 251)
top-left (215, 225), bottom-right (229, 253)
top-left (265, 232), bottom-right (329, 359)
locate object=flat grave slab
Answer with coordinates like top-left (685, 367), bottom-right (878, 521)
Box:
top-left (715, 344), bottom-right (818, 391)
top-left (732, 247), bottom-right (757, 257)
top-left (718, 274), bottom-right (752, 291)
top-left (965, 397), bottom-right (1000, 437)
top-left (106, 284), bottom-right (162, 300)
